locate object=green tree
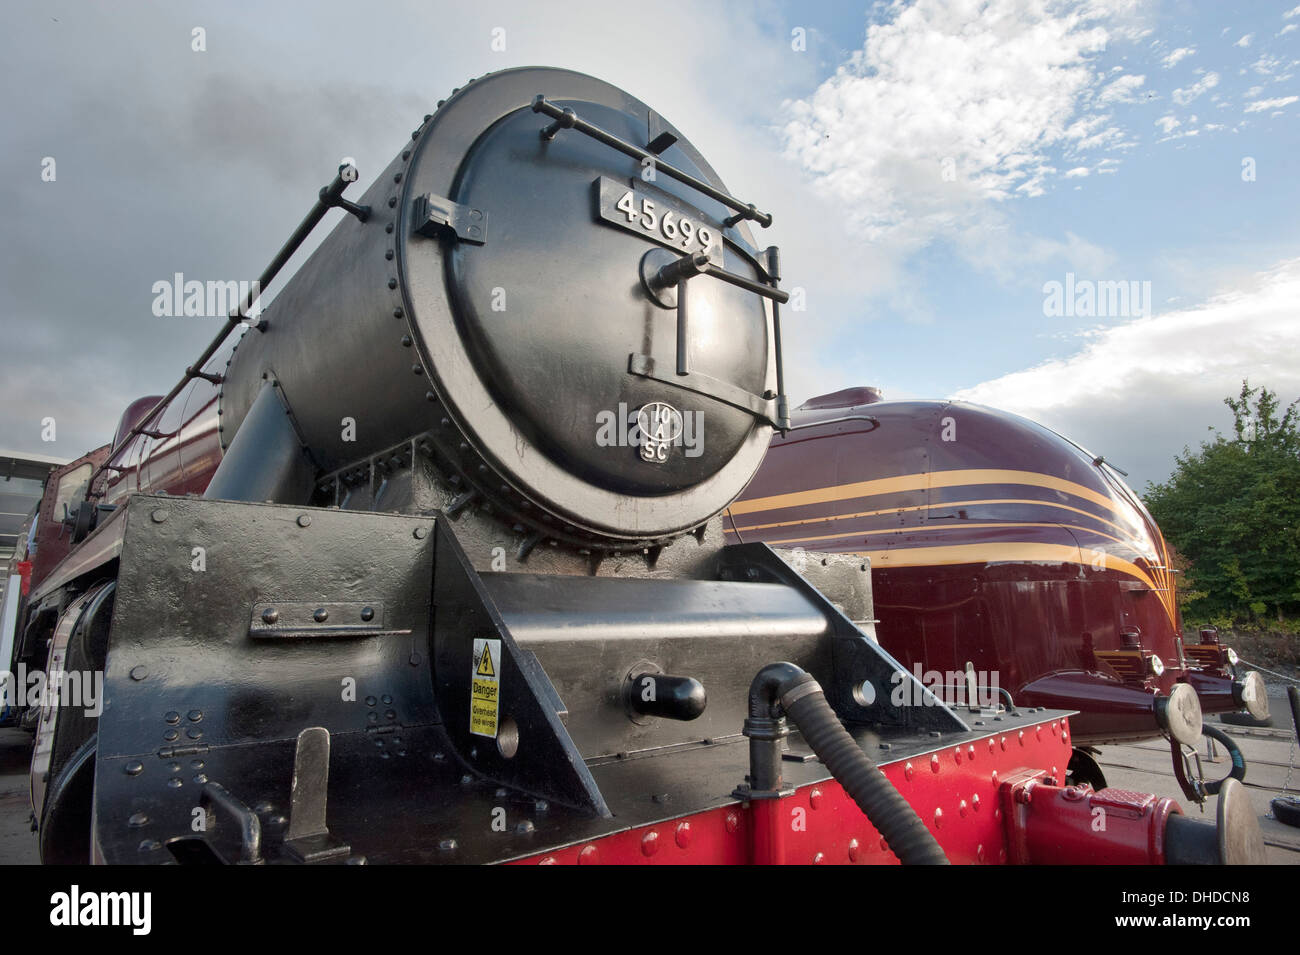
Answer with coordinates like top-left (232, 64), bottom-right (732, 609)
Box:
top-left (1144, 381), bottom-right (1300, 627)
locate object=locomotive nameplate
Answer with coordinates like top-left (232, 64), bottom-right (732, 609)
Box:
top-left (594, 177), bottom-right (724, 263)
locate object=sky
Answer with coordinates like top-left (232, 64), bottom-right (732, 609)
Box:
top-left (1, 0), bottom-right (1298, 491)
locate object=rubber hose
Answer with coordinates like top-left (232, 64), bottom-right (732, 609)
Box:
top-left (1201, 724), bottom-right (1247, 796)
top-left (781, 676), bottom-right (949, 865)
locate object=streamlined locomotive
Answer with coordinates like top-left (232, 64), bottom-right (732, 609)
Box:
top-left (728, 388), bottom-right (1269, 800)
top-left (8, 67), bottom-right (1263, 865)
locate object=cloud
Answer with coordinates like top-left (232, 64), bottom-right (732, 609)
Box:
top-left (1161, 46), bottom-right (1196, 68)
top-left (1171, 71), bottom-right (1219, 105)
top-left (1098, 73), bottom-right (1147, 104)
top-left (954, 258), bottom-right (1300, 488)
top-left (779, 0), bottom-right (1144, 249)
top-left (1235, 34), bottom-right (1254, 49)
top-left (1155, 114), bottom-right (1181, 133)
top-left (1245, 95), bottom-right (1299, 112)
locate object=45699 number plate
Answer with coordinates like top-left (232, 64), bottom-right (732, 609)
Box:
top-left (595, 177), bottom-right (725, 263)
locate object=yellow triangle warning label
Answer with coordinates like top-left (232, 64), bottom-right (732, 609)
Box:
top-left (476, 644), bottom-right (496, 677)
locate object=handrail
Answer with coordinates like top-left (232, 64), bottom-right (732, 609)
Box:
top-left (87, 165), bottom-right (367, 495)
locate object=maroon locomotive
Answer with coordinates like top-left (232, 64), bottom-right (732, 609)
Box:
top-left (728, 387), bottom-right (1268, 796)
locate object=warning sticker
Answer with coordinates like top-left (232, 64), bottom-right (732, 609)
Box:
top-left (470, 638), bottom-right (501, 738)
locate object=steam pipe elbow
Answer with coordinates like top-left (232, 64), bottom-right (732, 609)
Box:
top-left (748, 662), bottom-right (814, 719)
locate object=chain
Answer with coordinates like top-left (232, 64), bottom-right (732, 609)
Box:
top-left (1232, 657), bottom-right (1299, 816)
top-left (1235, 655), bottom-right (1300, 683)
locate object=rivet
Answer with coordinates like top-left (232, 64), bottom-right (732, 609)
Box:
top-left (192, 760), bottom-right (205, 770)
top-left (904, 761), bottom-right (914, 780)
top-left (537, 857), bottom-right (556, 865)
top-left (879, 836), bottom-right (889, 852)
top-left (412, 364), bottom-right (423, 375)
top-left (164, 711), bottom-right (181, 724)
top-left (130, 665), bottom-right (148, 681)
top-left (401, 335), bottom-right (412, 347)
top-left (128, 812), bottom-right (149, 828)
top-left (959, 799), bottom-right (968, 817)
top-left (848, 838), bottom-right (861, 862)
top-left (401, 150), bottom-right (411, 160)
top-left (972, 794), bottom-right (981, 812)
top-left (426, 391), bottom-right (437, 402)
top-left (125, 761), bottom-right (144, 776)
top-left (385, 222), bottom-right (394, 234)
top-left (534, 800), bottom-right (548, 813)
top-left (954, 746), bottom-right (962, 764)
top-left (977, 844), bottom-right (986, 863)
top-left (388, 278), bottom-right (398, 289)
top-left (387, 196), bottom-right (397, 207)
top-left (187, 710), bottom-right (203, 722)
top-left (393, 307), bottom-right (404, 318)
top-left (641, 830), bottom-right (660, 857)
top-left (1018, 730), bottom-right (1025, 746)
top-left (313, 608), bottom-right (329, 622)
top-left (933, 807), bottom-right (943, 828)
top-left (186, 728), bottom-right (202, 740)
top-left (386, 710), bottom-right (396, 721)
top-left (361, 607), bottom-right (375, 622)
top-left (675, 822), bottom-right (693, 848)
top-left (168, 778), bottom-right (183, 789)
top-left (261, 608), bottom-right (279, 624)
top-left (386, 250), bottom-right (394, 260)
top-left (968, 744), bottom-right (976, 760)
top-left (1000, 735), bottom-right (1008, 751)
top-left (578, 844), bottom-right (600, 864)
top-left (414, 527), bottom-right (428, 539)
top-left (991, 771), bottom-right (999, 785)
top-left (812, 851), bottom-right (825, 864)
top-left (365, 695), bottom-right (377, 707)
top-left (150, 508), bottom-right (168, 523)
top-left (297, 514), bottom-right (311, 527)
top-left (930, 754), bottom-right (941, 774)
top-left (139, 840), bottom-right (161, 853)
top-left (163, 729), bottom-right (178, 742)
top-left (724, 812), bottom-right (739, 834)
top-left (193, 773), bottom-right (208, 784)
top-left (809, 788), bottom-right (823, 809)
top-left (393, 172), bottom-right (403, 183)
top-left (381, 694), bottom-right (393, 704)
top-left (515, 821), bottom-right (535, 834)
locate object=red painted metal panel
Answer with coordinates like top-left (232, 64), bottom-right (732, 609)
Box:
top-left (510, 715), bottom-right (1078, 865)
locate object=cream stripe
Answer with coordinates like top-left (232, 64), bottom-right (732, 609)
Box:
top-left (729, 468), bottom-right (1120, 517)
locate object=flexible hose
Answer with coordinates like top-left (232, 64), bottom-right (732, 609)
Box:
top-left (759, 666), bottom-right (949, 865)
top-left (1201, 724), bottom-right (1247, 796)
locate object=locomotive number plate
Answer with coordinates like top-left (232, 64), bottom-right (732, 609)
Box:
top-left (595, 177), bottom-right (724, 262)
